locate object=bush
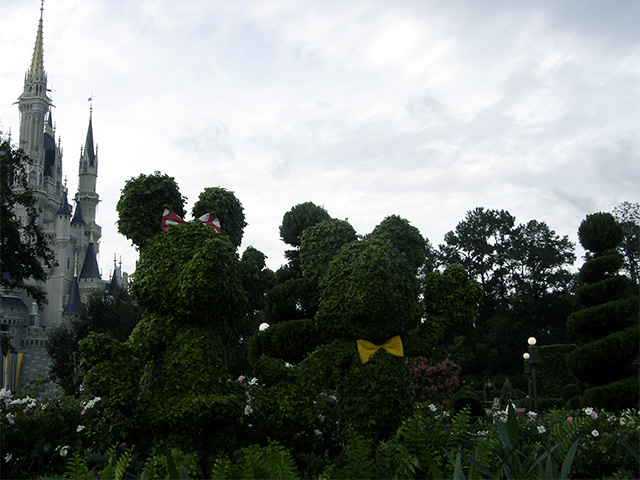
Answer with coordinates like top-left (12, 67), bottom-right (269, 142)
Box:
top-left (537, 344), bottom-right (578, 398)
top-left (567, 295), bottom-right (638, 337)
top-left (583, 376), bottom-right (640, 411)
top-left (405, 355), bottom-right (460, 408)
top-left (575, 275), bottom-right (630, 307)
top-left (338, 351), bottom-right (415, 442)
top-left (247, 318), bottom-right (322, 365)
top-left (578, 253), bottom-right (624, 283)
top-left (448, 386), bottom-right (486, 418)
top-left (561, 383), bottom-right (582, 402)
top-left (567, 325), bottom-right (639, 386)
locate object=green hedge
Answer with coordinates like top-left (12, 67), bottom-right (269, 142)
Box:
top-left (578, 253), bottom-right (624, 283)
top-left (567, 295), bottom-right (638, 337)
top-left (583, 376), bottom-right (640, 411)
top-left (537, 344), bottom-right (578, 398)
top-left (575, 276), bottom-right (630, 307)
top-left (567, 325), bottom-right (639, 385)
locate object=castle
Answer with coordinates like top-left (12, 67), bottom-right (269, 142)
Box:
top-left (0, 4), bottom-right (125, 391)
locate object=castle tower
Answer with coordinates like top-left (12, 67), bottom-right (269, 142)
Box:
top-left (16, 1), bottom-right (51, 187)
top-left (75, 110), bottom-right (101, 244)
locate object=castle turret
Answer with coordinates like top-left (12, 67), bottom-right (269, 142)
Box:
top-left (17, 1), bottom-right (51, 184)
top-left (75, 110), bottom-right (100, 235)
top-left (62, 255), bottom-right (81, 316)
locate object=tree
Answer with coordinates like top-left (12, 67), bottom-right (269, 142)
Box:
top-left (0, 139), bottom-right (56, 305)
top-left (509, 220), bottom-right (575, 299)
top-left (116, 172), bottom-right (186, 249)
top-left (47, 289), bottom-right (143, 395)
top-left (613, 201), bottom-right (640, 286)
top-left (192, 187), bottom-right (247, 249)
top-left (417, 264), bottom-right (482, 352)
top-left (566, 212), bottom-right (639, 410)
top-left (439, 207), bottom-right (516, 316)
top-left (263, 203), bottom-right (335, 324)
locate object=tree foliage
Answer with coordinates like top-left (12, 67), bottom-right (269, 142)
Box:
top-left (47, 289), bottom-right (143, 395)
top-left (116, 172), bottom-right (186, 249)
top-left (279, 202), bottom-right (330, 248)
top-left (192, 186), bottom-right (247, 248)
top-left (0, 139), bottom-right (56, 304)
top-left (613, 201), bottom-right (640, 286)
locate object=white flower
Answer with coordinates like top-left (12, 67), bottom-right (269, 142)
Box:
top-left (527, 411), bottom-right (537, 419)
top-left (57, 445), bottom-right (69, 457)
top-left (5, 413), bottom-right (15, 425)
top-left (620, 417), bottom-right (627, 426)
top-left (248, 378), bottom-right (258, 386)
top-left (584, 407), bottom-right (593, 415)
top-left (76, 425), bottom-right (85, 433)
top-left (82, 396), bottom-right (101, 410)
top-left (244, 405), bottom-right (253, 416)
top-left (285, 362), bottom-right (292, 368)
top-left (0, 388), bottom-right (11, 402)
top-left (4, 453), bottom-right (12, 462)
top-left (428, 404), bottom-right (437, 412)
top-left (537, 425), bottom-right (546, 434)
top-left (591, 429), bottom-right (599, 437)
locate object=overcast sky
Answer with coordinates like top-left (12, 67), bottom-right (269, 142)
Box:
top-left (1, 0), bottom-right (638, 276)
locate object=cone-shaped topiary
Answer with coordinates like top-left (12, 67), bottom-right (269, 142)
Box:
top-left (566, 212), bottom-right (639, 410)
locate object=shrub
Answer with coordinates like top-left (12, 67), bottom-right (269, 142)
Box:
top-left (338, 351), bottom-right (415, 443)
top-left (247, 318), bottom-right (321, 365)
top-left (578, 253), bottom-right (624, 283)
top-left (561, 383), bottom-right (582, 402)
top-left (583, 376), bottom-right (640, 411)
top-left (567, 295), bottom-right (637, 337)
top-left (448, 386), bottom-right (486, 418)
top-left (405, 355), bottom-right (460, 408)
top-left (575, 275), bottom-right (630, 307)
top-left (537, 344), bottom-right (578, 398)
top-left (567, 325), bottom-right (639, 386)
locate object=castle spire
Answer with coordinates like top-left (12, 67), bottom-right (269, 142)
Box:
top-left (29, 1), bottom-right (45, 81)
top-left (84, 107), bottom-right (96, 165)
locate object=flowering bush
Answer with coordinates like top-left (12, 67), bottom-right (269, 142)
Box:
top-left (538, 407), bottom-right (640, 479)
top-left (406, 355), bottom-right (461, 408)
top-left (0, 383), bottom-right (107, 479)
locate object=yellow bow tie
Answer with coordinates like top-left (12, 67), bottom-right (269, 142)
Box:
top-left (357, 335), bottom-right (404, 364)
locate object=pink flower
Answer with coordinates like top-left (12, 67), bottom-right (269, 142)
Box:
top-left (80, 409), bottom-right (86, 416)
top-left (567, 416), bottom-right (573, 422)
top-left (591, 411), bottom-right (598, 420)
top-left (237, 375), bottom-right (245, 383)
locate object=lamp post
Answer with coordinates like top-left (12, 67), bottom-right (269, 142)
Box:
top-left (523, 352), bottom-right (532, 410)
top-left (528, 337), bottom-right (539, 414)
